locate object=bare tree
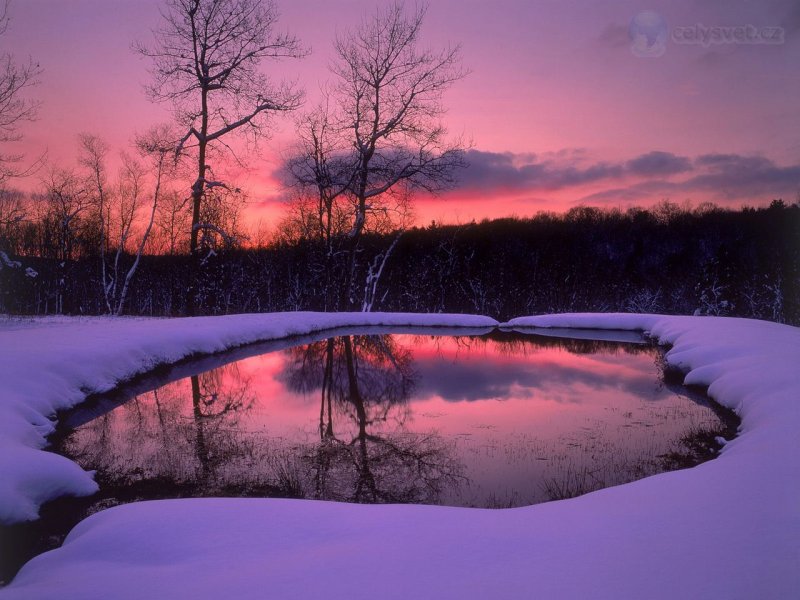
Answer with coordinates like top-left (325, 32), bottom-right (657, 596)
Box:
top-left (284, 1), bottom-right (467, 310)
top-left (197, 182), bottom-right (248, 253)
top-left (0, 1), bottom-right (39, 297)
top-left (152, 189), bottom-right (191, 255)
top-left (284, 100), bottom-right (353, 246)
top-left (0, 0), bottom-right (41, 184)
top-left (282, 99), bottom-right (358, 308)
top-left (0, 186), bottom-right (24, 241)
top-left (114, 126), bottom-right (176, 315)
top-left (136, 0), bottom-right (307, 313)
top-left (78, 128), bottom-right (174, 315)
top-left (0, 186), bottom-right (26, 274)
top-left (78, 134), bottom-right (114, 312)
top-left (333, 1), bottom-right (465, 233)
top-left (37, 168), bottom-right (90, 313)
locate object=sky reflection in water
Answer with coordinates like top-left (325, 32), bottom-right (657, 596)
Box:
top-left (62, 332), bottom-right (727, 508)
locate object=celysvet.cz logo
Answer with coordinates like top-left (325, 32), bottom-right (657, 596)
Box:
top-left (629, 11), bottom-right (785, 57)
top-left (629, 11), bottom-right (668, 57)
top-left (672, 23), bottom-right (785, 47)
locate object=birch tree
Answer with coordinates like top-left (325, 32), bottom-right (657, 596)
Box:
top-left (79, 129), bottom-right (174, 315)
top-left (136, 0), bottom-right (306, 313)
top-left (78, 134), bottom-right (114, 312)
top-left (284, 1), bottom-right (467, 310)
top-left (113, 126), bottom-right (175, 315)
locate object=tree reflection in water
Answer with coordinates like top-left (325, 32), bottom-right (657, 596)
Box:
top-left (63, 334), bottom-right (465, 505)
top-left (60, 330), bottom-right (733, 509)
top-left (66, 364), bottom-right (257, 492)
top-left (281, 335), bottom-right (465, 504)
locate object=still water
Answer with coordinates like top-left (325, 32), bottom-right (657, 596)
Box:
top-left (58, 329), bottom-right (733, 508)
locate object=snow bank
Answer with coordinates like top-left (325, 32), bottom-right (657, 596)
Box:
top-left (0, 312), bottom-right (497, 524)
top-left (2, 313), bottom-right (799, 599)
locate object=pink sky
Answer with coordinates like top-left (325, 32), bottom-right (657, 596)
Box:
top-left (3, 0), bottom-right (799, 228)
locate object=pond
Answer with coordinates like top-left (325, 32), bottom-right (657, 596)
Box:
top-left (56, 328), bottom-right (736, 509)
top-left (1, 327), bottom-right (739, 584)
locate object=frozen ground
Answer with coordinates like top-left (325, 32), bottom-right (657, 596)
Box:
top-left (1, 312), bottom-right (798, 599)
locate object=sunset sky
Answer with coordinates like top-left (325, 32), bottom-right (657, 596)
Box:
top-left (4, 0), bottom-right (799, 228)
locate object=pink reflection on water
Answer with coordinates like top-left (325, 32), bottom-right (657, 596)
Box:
top-left (64, 333), bottom-right (726, 508)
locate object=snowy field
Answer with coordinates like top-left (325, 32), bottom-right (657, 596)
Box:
top-left (0, 312), bottom-right (798, 599)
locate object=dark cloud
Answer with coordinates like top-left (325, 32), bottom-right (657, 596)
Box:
top-left (626, 151), bottom-right (692, 177)
top-left (694, 153), bottom-right (772, 171)
top-left (456, 148), bottom-right (799, 206)
top-left (687, 153), bottom-right (800, 197)
top-left (578, 153), bottom-right (800, 205)
top-left (457, 150), bottom-right (624, 192)
top-left (578, 180), bottom-right (685, 205)
top-left (459, 150), bottom-right (694, 194)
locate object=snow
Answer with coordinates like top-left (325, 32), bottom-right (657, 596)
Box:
top-left (0, 312), bottom-right (497, 524)
top-left (1, 312), bottom-right (799, 599)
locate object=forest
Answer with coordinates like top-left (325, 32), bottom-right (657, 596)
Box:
top-left (2, 198), bottom-right (797, 324)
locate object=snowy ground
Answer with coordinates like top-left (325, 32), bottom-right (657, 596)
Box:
top-left (1, 312), bottom-right (798, 599)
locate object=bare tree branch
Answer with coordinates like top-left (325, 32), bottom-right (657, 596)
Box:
top-left (282, 0), bottom-right (467, 309)
top-left (0, 0), bottom-right (42, 184)
top-left (136, 0), bottom-right (307, 313)
top-left (193, 221), bottom-right (238, 246)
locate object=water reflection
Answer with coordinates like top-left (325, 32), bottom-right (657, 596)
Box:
top-left (58, 330), bottom-right (733, 509)
top-left (281, 335), bottom-right (463, 504)
top-left (70, 364), bottom-right (260, 491)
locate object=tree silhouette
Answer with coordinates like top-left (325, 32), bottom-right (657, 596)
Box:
top-left (0, 0), bottom-right (41, 184)
top-left (283, 1), bottom-right (467, 309)
top-left (136, 0), bottom-right (306, 313)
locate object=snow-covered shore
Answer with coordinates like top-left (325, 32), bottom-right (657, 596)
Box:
top-left (0, 312), bottom-right (498, 524)
top-left (1, 312), bottom-right (798, 599)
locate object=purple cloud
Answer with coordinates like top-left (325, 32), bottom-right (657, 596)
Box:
top-left (450, 149), bottom-right (799, 207)
top-left (627, 151), bottom-right (692, 177)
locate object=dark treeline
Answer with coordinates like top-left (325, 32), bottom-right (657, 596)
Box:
top-left (2, 201), bottom-right (798, 324)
